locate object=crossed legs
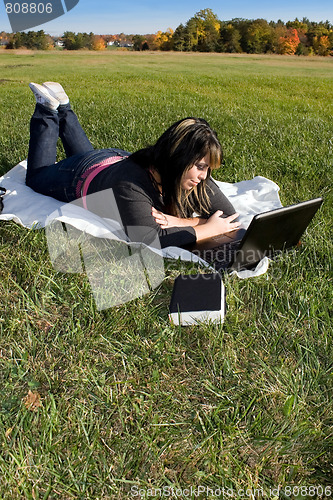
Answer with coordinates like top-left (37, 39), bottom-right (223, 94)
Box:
top-left (26, 82), bottom-right (94, 201)
top-left (27, 82), bottom-right (93, 178)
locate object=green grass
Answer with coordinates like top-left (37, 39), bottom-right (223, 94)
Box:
top-left (0, 50), bottom-right (332, 499)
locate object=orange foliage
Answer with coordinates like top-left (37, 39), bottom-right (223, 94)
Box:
top-left (92, 35), bottom-right (106, 51)
top-left (278, 28), bottom-right (300, 54)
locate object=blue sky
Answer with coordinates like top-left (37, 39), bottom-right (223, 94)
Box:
top-left (1, 0), bottom-right (332, 35)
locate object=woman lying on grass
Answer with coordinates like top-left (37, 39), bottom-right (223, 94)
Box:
top-left (26, 82), bottom-right (240, 248)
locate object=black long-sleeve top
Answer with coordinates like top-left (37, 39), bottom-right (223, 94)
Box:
top-left (86, 153), bottom-right (235, 249)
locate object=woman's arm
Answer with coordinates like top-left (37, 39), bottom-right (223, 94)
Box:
top-left (153, 207), bottom-right (240, 242)
top-left (151, 207), bottom-right (206, 228)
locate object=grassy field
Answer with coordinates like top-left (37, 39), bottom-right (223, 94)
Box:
top-left (0, 51), bottom-right (332, 499)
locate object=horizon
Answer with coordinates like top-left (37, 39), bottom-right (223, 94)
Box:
top-left (1, 0), bottom-right (332, 36)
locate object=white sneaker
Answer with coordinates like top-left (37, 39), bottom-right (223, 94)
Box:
top-left (29, 82), bottom-right (59, 111)
top-left (42, 81), bottom-right (69, 105)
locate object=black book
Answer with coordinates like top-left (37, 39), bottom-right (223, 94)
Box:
top-left (169, 273), bottom-right (225, 326)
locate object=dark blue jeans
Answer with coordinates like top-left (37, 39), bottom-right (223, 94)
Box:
top-left (26, 103), bottom-right (126, 202)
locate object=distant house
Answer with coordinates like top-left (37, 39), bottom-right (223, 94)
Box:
top-left (110, 39), bottom-right (134, 48)
top-left (119, 42), bottom-right (133, 48)
top-left (54, 39), bottom-right (64, 47)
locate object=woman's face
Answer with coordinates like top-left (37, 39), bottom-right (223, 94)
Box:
top-left (181, 154), bottom-right (210, 191)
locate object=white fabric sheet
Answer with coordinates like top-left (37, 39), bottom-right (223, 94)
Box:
top-left (0, 161), bottom-right (283, 278)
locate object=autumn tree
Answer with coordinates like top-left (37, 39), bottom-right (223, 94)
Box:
top-left (91, 35), bottom-right (106, 50)
top-left (278, 28), bottom-right (301, 54)
top-left (155, 28), bottom-right (174, 50)
top-left (313, 35), bottom-right (331, 56)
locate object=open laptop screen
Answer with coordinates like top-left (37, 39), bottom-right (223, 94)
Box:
top-left (231, 197), bottom-right (323, 270)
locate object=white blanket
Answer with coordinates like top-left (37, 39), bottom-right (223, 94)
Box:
top-left (0, 161), bottom-right (282, 278)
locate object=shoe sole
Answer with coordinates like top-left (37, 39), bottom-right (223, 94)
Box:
top-left (29, 82), bottom-right (59, 110)
top-left (43, 81), bottom-right (69, 105)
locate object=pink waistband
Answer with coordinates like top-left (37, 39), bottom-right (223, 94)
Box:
top-left (76, 155), bottom-right (127, 209)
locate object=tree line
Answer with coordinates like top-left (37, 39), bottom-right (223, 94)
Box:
top-left (1, 8), bottom-right (332, 56)
top-left (2, 30), bottom-right (106, 50)
top-left (160, 9), bottom-right (332, 56)
top-left (2, 29), bottom-right (53, 50)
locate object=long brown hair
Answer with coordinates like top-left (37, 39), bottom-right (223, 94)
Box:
top-left (131, 117), bottom-right (223, 217)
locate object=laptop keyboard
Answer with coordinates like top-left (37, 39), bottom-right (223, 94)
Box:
top-left (200, 239), bottom-right (243, 270)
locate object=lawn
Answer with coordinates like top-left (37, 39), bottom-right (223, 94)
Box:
top-left (0, 50), bottom-right (332, 499)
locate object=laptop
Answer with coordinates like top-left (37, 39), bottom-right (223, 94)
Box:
top-left (192, 198), bottom-right (323, 272)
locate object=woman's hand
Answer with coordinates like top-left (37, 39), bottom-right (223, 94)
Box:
top-left (152, 207), bottom-right (186, 228)
top-left (194, 210), bottom-right (241, 242)
top-left (206, 210), bottom-right (241, 233)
